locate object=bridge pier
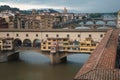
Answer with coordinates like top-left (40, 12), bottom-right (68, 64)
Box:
top-left (0, 51), bottom-right (19, 62)
top-left (8, 52), bottom-right (19, 61)
top-left (50, 53), bottom-right (67, 64)
top-left (0, 52), bottom-right (7, 62)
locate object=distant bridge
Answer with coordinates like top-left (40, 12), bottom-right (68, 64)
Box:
top-left (54, 18), bottom-right (117, 29)
top-left (78, 19), bottom-right (116, 27)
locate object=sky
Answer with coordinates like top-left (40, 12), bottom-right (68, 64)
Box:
top-left (0, 0), bottom-right (120, 13)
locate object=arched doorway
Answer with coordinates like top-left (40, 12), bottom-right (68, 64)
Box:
top-left (33, 39), bottom-right (41, 48)
top-left (14, 38), bottom-right (22, 47)
top-left (23, 39), bottom-right (32, 47)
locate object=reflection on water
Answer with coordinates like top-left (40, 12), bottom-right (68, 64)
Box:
top-left (20, 51), bottom-right (50, 64)
top-left (0, 51), bottom-right (89, 80)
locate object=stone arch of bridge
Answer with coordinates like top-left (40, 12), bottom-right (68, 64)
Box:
top-left (96, 20), bottom-right (106, 25)
top-left (33, 39), bottom-right (41, 48)
top-left (23, 39), bottom-right (32, 47)
top-left (86, 21), bottom-right (94, 25)
top-left (14, 38), bottom-right (22, 47)
top-left (79, 22), bottom-right (84, 25)
top-left (107, 21), bottom-right (116, 26)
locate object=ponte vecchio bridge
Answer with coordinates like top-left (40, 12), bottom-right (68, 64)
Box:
top-left (0, 28), bottom-right (120, 80)
top-left (0, 29), bottom-right (106, 63)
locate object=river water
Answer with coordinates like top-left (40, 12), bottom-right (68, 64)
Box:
top-left (0, 51), bottom-right (89, 80)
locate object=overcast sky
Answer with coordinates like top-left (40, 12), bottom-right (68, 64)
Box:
top-left (0, 0), bottom-right (120, 13)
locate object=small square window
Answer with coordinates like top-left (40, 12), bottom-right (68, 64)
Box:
top-left (43, 47), bottom-right (46, 49)
top-left (26, 34), bottom-right (28, 37)
top-left (56, 34), bottom-right (59, 37)
top-left (16, 34), bottom-right (19, 37)
top-left (36, 34), bottom-right (38, 37)
top-left (46, 34), bottom-right (48, 37)
top-left (89, 34), bottom-right (91, 38)
top-left (78, 34), bottom-right (80, 37)
top-left (100, 34), bottom-right (103, 38)
top-left (67, 34), bottom-right (69, 38)
top-left (7, 34), bottom-right (9, 37)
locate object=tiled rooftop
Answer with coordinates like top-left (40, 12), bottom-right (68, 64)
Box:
top-left (74, 29), bottom-right (120, 80)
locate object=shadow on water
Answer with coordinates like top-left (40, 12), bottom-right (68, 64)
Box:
top-left (19, 51), bottom-right (50, 65)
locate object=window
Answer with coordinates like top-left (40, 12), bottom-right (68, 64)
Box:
top-left (48, 47), bottom-right (51, 49)
top-left (48, 39), bottom-right (51, 41)
top-left (46, 34), bottom-right (48, 37)
top-left (7, 34), bottom-right (9, 37)
top-left (56, 34), bottom-right (59, 37)
top-left (36, 34), bottom-right (38, 37)
top-left (100, 34), bottom-right (103, 38)
top-left (78, 34), bottom-right (80, 37)
top-left (16, 34), bottom-right (19, 37)
top-left (63, 39), bottom-right (67, 41)
top-left (48, 43), bottom-right (51, 45)
top-left (43, 47), bottom-right (46, 49)
top-left (53, 39), bottom-right (56, 41)
top-left (87, 44), bottom-right (90, 46)
top-left (43, 42), bottom-right (46, 44)
top-left (67, 34), bottom-right (69, 38)
top-left (26, 34), bottom-right (28, 37)
top-left (89, 34), bottom-right (91, 38)
top-left (67, 47), bottom-right (70, 50)
top-left (90, 49), bottom-right (94, 51)
top-left (92, 44), bottom-right (96, 46)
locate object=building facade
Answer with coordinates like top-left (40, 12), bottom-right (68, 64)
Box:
top-left (0, 29), bottom-right (106, 51)
top-left (41, 37), bottom-right (98, 53)
top-left (0, 17), bottom-right (8, 28)
top-left (117, 11), bottom-right (120, 28)
top-left (0, 38), bottom-right (13, 51)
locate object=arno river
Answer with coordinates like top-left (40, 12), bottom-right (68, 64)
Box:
top-left (0, 51), bottom-right (89, 80)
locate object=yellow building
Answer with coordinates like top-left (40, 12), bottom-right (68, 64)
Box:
top-left (0, 38), bottom-right (3, 51)
top-left (2, 38), bottom-right (14, 51)
top-left (41, 38), bottom-right (80, 53)
top-left (41, 37), bottom-right (98, 53)
top-left (80, 38), bottom-right (98, 53)
top-left (41, 38), bottom-right (69, 52)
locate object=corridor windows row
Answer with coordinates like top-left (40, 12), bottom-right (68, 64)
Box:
top-left (6, 33), bottom-right (81, 38)
top-left (45, 34), bottom-right (81, 38)
top-left (5, 33), bottom-right (103, 38)
top-left (15, 34), bottom-right (39, 37)
top-left (6, 33), bottom-right (38, 37)
top-left (88, 34), bottom-right (104, 38)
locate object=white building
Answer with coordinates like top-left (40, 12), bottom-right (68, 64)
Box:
top-left (0, 38), bottom-right (13, 51)
top-left (0, 10), bottom-right (15, 18)
top-left (117, 11), bottom-right (120, 28)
